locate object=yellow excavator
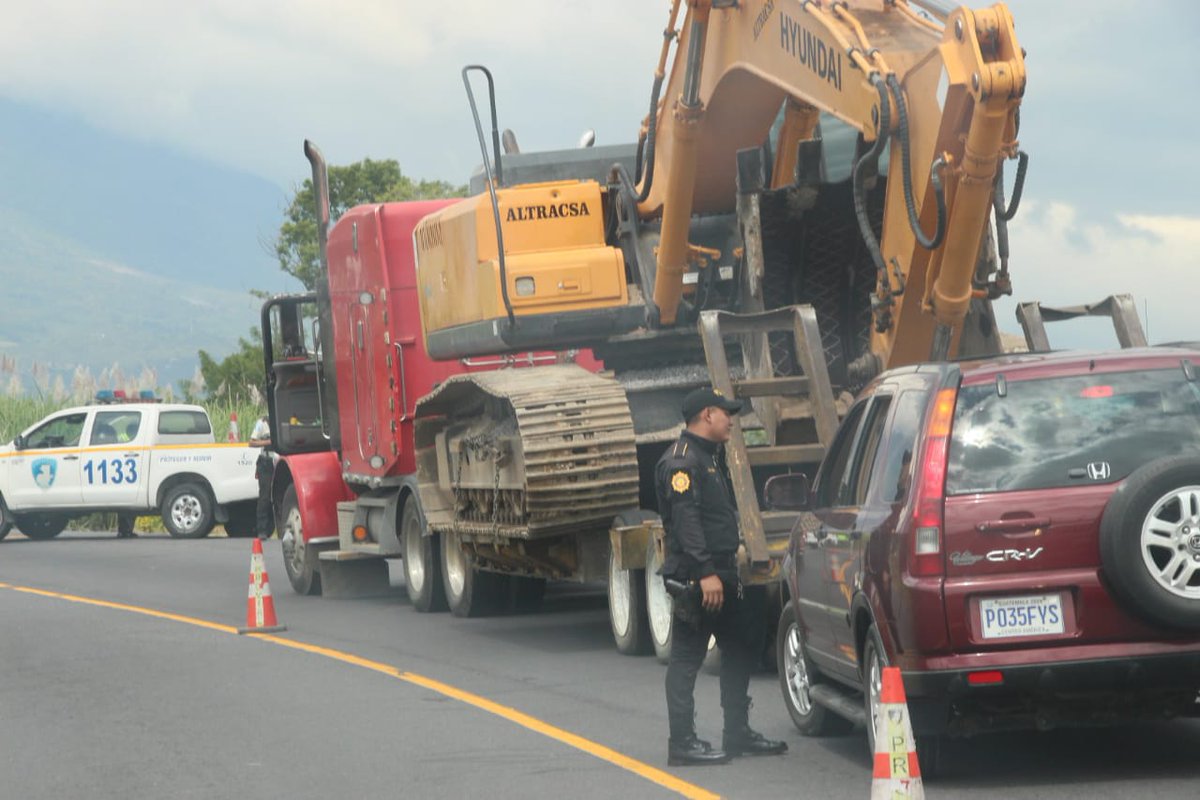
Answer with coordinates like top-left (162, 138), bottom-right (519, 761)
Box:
top-left (410, 0), bottom-right (1028, 643)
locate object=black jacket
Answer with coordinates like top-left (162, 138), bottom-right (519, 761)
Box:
top-left (655, 430), bottom-right (740, 580)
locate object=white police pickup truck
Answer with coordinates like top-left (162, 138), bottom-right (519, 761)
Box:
top-left (0, 401), bottom-right (260, 540)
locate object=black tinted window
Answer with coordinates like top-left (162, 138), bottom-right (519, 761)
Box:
top-left (947, 367), bottom-right (1200, 495)
top-left (875, 391), bottom-right (925, 505)
top-left (815, 401), bottom-right (867, 508)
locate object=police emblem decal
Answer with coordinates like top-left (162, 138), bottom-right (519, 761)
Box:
top-left (31, 457), bottom-right (57, 490)
top-left (671, 470), bottom-right (691, 494)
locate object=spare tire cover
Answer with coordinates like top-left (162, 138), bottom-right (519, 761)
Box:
top-left (1100, 455), bottom-right (1200, 631)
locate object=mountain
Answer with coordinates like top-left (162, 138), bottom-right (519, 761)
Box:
top-left (0, 99), bottom-right (303, 387)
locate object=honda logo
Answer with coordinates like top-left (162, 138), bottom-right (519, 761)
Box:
top-left (1086, 462), bottom-right (1112, 481)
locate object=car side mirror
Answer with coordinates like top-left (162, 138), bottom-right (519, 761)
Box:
top-left (763, 473), bottom-right (811, 511)
top-left (12, 434), bottom-right (26, 451)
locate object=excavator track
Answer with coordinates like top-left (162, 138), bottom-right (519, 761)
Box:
top-left (415, 365), bottom-right (639, 541)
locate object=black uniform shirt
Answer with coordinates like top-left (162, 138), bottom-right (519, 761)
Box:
top-left (656, 429), bottom-right (740, 580)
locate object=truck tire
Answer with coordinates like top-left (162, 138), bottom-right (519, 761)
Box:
top-left (508, 576), bottom-right (547, 614)
top-left (644, 536), bottom-right (673, 663)
top-left (15, 513), bottom-right (68, 540)
top-left (401, 498), bottom-right (446, 612)
top-left (608, 553), bottom-right (651, 656)
top-left (1100, 455), bottom-right (1200, 630)
top-left (161, 482), bottom-right (215, 538)
top-left (222, 501), bottom-right (257, 538)
top-left (279, 485), bottom-right (321, 596)
top-left (777, 603), bottom-right (852, 736)
top-left (440, 529), bottom-right (501, 617)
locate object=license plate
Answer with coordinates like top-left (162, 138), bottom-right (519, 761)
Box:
top-left (979, 594), bottom-right (1065, 639)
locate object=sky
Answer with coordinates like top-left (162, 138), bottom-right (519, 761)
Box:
top-left (0, 0), bottom-right (1196, 347)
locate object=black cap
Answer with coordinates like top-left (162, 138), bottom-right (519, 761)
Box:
top-left (681, 386), bottom-right (742, 420)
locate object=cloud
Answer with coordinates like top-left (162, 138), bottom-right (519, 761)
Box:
top-left (0, 1), bottom-right (667, 186)
top-left (994, 201), bottom-right (1200, 347)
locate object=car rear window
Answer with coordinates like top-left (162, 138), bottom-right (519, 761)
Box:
top-left (947, 367), bottom-right (1200, 495)
top-left (157, 411), bottom-right (212, 435)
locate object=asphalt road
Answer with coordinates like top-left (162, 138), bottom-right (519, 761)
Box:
top-left (4, 531), bottom-right (1200, 799)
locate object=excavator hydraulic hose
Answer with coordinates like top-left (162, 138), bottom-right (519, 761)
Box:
top-left (853, 77), bottom-right (892, 284)
top-left (887, 74), bottom-right (947, 252)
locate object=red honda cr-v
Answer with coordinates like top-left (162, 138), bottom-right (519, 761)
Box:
top-left (775, 348), bottom-right (1200, 765)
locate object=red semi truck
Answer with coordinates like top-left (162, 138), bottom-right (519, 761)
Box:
top-left (261, 143), bottom-right (605, 617)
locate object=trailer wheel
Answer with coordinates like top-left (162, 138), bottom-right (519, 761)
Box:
top-left (279, 485), bottom-right (321, 596)
top-left (644, 536), bottom-right (673, 663)
top-left (608, 510), bottom-right (654, 655)
top-left (505, 575), bottom-right (547, 614)
top-left (161, 482), bottom-right (215, 538)
top-left (441, 529), bottom-right (500, 617)
top-left (401, 498), bottom-right (446, 612)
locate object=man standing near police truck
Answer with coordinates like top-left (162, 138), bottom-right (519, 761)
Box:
top-left (655, 387), bottom-right (788, 766)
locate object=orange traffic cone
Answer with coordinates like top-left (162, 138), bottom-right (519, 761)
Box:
top-left (227, 411), bottom-right (239, 443)
top-left (237, 538), bottom-right (287, 634)
top-left (870, 666), bottom-right (924, 799)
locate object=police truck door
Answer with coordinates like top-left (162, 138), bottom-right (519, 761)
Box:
top-left (81, 409), bottom-right (147, 506)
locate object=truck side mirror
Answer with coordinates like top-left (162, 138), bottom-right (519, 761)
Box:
top-left (12, 434), bottom-right (26, 451)
top-left (763, 473), bottom-right (810, 511)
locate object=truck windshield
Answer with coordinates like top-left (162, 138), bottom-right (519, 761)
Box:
top-left (947, 367), bottom-right (1200, 495)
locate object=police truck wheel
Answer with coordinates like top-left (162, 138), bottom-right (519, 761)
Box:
top-left (279, 485), bottom-right (321, 596)
top-left (15, 513), bottom-right (68, 540)
top-left (0, 495), bottom-right (13, 541)
top-left (777, 603), bottom-right (852, 736)
top-left (440, 529), bottom-right (499, 617)
top-left (402, 498), bottom-right (446, 612)
top-left (161, 482), bottom-right (215, 538)
top-left (644, 537), bottom-right (673, 663)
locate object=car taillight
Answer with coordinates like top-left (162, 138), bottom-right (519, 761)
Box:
top-left (909, 387), bottom-right (956, 577)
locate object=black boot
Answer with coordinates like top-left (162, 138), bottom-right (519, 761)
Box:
top-left (722, 725), bottom-right (788, 757)
top-left (668, 735), bottom-right (731, 767)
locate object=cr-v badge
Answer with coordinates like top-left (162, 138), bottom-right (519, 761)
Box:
top-left (951, 548), bottom-right (1044, 566)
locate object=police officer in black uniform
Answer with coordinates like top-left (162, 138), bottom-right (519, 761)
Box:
top-left (656, 386), bottom-right (788, 766)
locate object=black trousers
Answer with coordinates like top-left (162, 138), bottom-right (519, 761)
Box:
top-left (255, 457), bottom-right (275, 538)
top-left (665, 579), bottom-right (767, 741)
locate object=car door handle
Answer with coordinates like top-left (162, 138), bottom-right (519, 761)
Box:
top-left (61, 455), bottom-right (80, 461)
top-left (976, 517), bottom-right (1051, 533)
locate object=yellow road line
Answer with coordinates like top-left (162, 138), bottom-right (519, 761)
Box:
top-left (0, 581), bottom-right (720, 800)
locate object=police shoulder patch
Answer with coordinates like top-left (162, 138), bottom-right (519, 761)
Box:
top-left (671, 470), bottom-right (691, 494)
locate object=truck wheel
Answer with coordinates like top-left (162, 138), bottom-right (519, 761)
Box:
top-left (440, 529), bottom-right (500, 617)
top-left (608, 545), bottom-right (650, 655)
top-left (401, 499), bottom-right (446, 612)
top-left (161, 482), bottom-right (215, 538)
top-left (644, 537), bottom-right (673, 663)
top-left (15, 513), bottom-right (68, 540)
top-left (222, 501), bottom-right (257, 538)
top-left (509, 576), bottom-right (547, 614)
top-left (1100, 456), bottom-right (1200, 630)
top-left (777, 603), bottom-right (852, 736)
top-left (279, 485), bottom-right (321, 596)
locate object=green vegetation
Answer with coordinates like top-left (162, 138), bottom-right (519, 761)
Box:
top-left (275, 157), bottom-right (465, 290)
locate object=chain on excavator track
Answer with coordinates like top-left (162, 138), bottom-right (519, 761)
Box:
top-left (416, 365), bottom-right (640, 541)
